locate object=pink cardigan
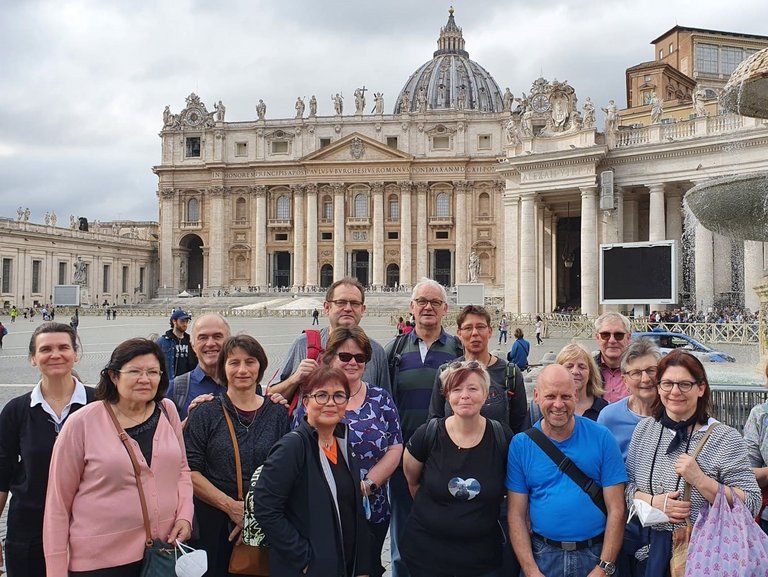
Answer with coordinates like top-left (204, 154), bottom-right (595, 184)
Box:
top-left (44, 399), bottom-right (194, 576)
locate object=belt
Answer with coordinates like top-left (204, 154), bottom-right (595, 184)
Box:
top-left (531, 532), bottom-right (604, 551)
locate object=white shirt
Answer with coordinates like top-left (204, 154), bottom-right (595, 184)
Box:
top-left (30, 378), bottom-right (88, 427)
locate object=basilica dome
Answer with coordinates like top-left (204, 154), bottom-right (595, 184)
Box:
top-left (395, 9), bottom-right (504, 114)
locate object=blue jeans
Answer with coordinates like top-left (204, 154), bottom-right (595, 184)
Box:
top-left (388, 467), bottom-right (413, 577)
top-left (529, 536), bottom-right (602, 577)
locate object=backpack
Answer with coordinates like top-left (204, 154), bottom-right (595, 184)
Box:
top-left (172, 372), bottom-right (192, 415)
top-left (286, 329), bottom-right (324, 416)
top-left (388, 332), bottom-right (463, 397)
top-left (423, 417), bottom-right (507, 460)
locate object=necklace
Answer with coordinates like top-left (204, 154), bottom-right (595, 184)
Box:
top-left (350, 382), bottom-right (364, 398)
top-left (486, 352), bottom-right (493, 366)
top-left (116, 403), bottom-right (150, 425)
top-left (234, 406), bottom-right (259, 431)
top-left (320, 437), bottom-right (335, 449)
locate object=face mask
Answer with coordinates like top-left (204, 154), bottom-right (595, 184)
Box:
top-left (628, 498), bottom-right (670, 527)
top-left (175, 541), bottom-right (207, 577)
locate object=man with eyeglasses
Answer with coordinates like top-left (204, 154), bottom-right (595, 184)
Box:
top-left (386, 278), bottom-right (463, 577)
top-left (594, 312), bottom-right (632, 403)
top-left (268, 277), bottom-right (390, 402)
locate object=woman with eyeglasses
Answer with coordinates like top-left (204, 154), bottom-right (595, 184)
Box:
top-left (183, 335), bottom-right (290, 576)
top-left (44, 338), bottom-right (193, 577)
top-left (250, 365), bottom-right (371, 577)
top-left (0, 323), bottom-right (94, 577)
top-left (625, 349), bottom-right (761, 575)
top-left (743, 362), bottom-right (768, 534)
top-left (556, 343), bottom-right (607, 421)
top-left (291, 326), bottom-right (402, 577)
top-left (402, 361), bottom-right (513, 577)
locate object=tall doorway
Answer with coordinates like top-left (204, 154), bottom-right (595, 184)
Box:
top-left (433, 250), bottom-right (452, 286)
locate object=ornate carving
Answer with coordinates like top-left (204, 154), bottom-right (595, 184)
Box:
top-left (209, 186), bottom-right (227, 197)
top-left (265, 129), bottom-right (294, 142)
top-left (375, 122), bottom-right (382, 132)
top-left (159, 188), bottom-right (176, 199)
top-left (292, 184), bottom-right (305, 197)
top-left (399, 181), bottom-right (413, 194)
top-left (331, 182), bottom-right (346, 195)
top-left (305, 183), bottom-right (318, 195)
top-left (178, 93), bottom-right (215, 129)
top-left (334, 124), bottom-right (342, 134)
top-left (370, 182), bottom-right (384, 195)
top-left (416, 182), bottom-right (429, 195)
top-left (426, 124), bottom-right (455, 136)
top-left (253, 185), bottom-right (267, 198)
top-left (350, 137), bottom-right (365, 159)
top-left (453, 180), bottom-right (468, 194)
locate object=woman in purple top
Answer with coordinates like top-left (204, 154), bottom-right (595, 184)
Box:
top-left (294, 326), bottom-right (402, 577)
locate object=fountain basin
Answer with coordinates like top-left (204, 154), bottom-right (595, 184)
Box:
top-left (720, 47), bottom-right (768, 119)
top-left (685, 171), bottom-right (768, 241)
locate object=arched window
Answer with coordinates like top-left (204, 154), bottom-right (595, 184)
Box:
top-left (388, 194), bottom-right (400, 220)
top-left (187, 198), bottom-right (200, 223)
top-left (235, 197), bottom-right (246, 223)
top-left (355, 193), bottom-right (368, 218)
top-left (386, 263), bottom-right (400, 287)
top-left (276, 195), bottom-right (290, 219)
top-left (435, 192), bottom-right (450, 217)
top-left (478, 192), bottom-right (490, 216)
top-left (322, 196), bottom-right (333, 220)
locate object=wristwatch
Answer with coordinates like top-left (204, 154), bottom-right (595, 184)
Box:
top-left (364, 478), bottom-right (378, 492)
top-left (598, 560), bottom-right (616, 575)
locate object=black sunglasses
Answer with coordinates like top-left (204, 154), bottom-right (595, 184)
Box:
top-left (337, 352), bottom-right (368, 363)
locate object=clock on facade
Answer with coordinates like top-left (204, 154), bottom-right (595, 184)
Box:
top-left (531, 94), bottom-right (551, 113)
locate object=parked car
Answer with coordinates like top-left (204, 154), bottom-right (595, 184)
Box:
top-left (632, 331), bottom-right (736, 363)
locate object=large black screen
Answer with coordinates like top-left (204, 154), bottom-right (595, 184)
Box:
top-left (601, 243), bottom-right (675, 303)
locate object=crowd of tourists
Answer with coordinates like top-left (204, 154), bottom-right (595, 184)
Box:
top-left (1, 278), bottom-right (767, 577)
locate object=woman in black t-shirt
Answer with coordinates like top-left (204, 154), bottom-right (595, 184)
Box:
top-left (402, 361), bottom-right (513, 577)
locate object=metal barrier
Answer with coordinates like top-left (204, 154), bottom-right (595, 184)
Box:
top-left (710, 385), bottom-right (767, 433)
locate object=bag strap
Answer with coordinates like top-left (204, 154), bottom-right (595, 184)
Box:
top-left (172, 372), bottom-right (192, 414)
top-left (681, 423), bottom-right (719, 502)
top-left (103, 400), bottom-right (153, 547)
top-left (221, 402), bottom-right (244, 500)
top-left (525, 426), bottom-right (607, 516)
top-left (388, 333), bottom-right (410, 396)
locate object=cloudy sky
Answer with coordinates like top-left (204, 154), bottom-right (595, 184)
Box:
top-left (1, 0), bottom-right (766, 223)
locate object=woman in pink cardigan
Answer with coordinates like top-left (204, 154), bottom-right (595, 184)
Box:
top-left (44, 338), bottom-right (194, 577)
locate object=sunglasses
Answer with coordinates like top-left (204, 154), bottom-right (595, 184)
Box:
top-left (448, 360), bottom-right (482, 370)
top-left (337, 352), bottom-right (368, 363)
top-left (598, 331), bottom-right (627, 341)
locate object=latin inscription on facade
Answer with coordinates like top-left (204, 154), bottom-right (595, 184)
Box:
top-left (520, 166), bottom-right (593, 182)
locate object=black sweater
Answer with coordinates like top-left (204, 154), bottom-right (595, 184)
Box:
top-left (0, 387), bottom-right (95, 541)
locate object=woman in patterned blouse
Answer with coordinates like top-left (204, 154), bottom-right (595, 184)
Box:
top-left (294, 326), bottom-right (403, 577)
top-left (743, 362), bottom-right (768, 534)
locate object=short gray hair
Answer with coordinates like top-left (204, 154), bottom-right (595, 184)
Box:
top-left (620, 337), bottom-right (662, 372)
top-left (594, 312), bottom-right (630, 333)
top-left (411, 278), bottom-right (448, 304)
top-left (190, 313), bottom-right (231, 341)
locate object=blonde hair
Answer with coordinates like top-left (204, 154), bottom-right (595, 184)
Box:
top-left (555, 343), bottom-right (604, 398)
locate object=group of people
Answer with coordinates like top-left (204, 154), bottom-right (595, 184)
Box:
top-left (1, 285), bottom-right (766, 577)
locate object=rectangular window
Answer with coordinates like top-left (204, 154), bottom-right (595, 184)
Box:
top-left (139, 267), bottom-right (145, 293)
top-left (122, 266), bottom-right (129, 293)
top-left (235, 142), bottom-right (248, 156)
top-left (321, 232), bottom-right (333, 240)
top-left (644, 74), bottom-right (652, 82)
top-left (478, 134), bottom-right (491, 150)
top-left (2, 258), bottom-right (11, 293)
top-left (185, 137), bottom-right (201, 158)
top-left (323, 200), bottom-right (333, 220)
top-left (432, 135), bottom-right (450, 150)
top-left (696, 43), bottom-right (719, 74)
top-left (319, 138), bottom-right (332, 148)
top-left (275, 233), bottom-right (288, 241)
top-left (435, 231), bottom-right (449, 240)
top-left (720, 46), bottom-right (743, 75)
top-left (387, 231), bottom-right (399, 240)
top-left (386, 136), bottom-right (398, 148)
top-left (103, 264), bottom-right (110, 293)
top-left (32, 260), bottom-right (41, 293)
top-left (271, 141), bottom-right (289, 154)
top-left (58, 261), bottom-right (67, 285)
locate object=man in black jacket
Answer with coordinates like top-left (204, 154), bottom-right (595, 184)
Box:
top-left (156, 309), bottom-right (197, 381)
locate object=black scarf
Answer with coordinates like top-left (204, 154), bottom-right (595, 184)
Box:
top-left (660, 411), bottom-right (698, 454)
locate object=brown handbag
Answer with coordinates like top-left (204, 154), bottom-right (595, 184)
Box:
top-left (668, 423), bottom-right (718, 577)
top-left (222, 404), bottom-right (269, 577)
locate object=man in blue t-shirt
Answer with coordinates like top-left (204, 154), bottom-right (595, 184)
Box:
top-left (507, 364), bottom-right (627, 577)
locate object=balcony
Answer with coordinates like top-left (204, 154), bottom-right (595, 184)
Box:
top-left (232, 218), bottom-right (249, 227)
top-left (429, 215), bottom-right (454, 228)
top-left (181, 220), bottom-right (202, 229)
top-left (267, 218), bottom-right (292, 230)
top-left (345, 217), bottom-right (370, 228)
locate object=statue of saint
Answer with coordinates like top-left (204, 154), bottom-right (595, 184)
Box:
top-left (503, 88), bottom-right (514, 112)
top-left (416, 86), bottom-right (428, 113)
top-left (73, 257), bottom-right (87, 285)
top-left (693, 85), bottom-right (708, 117)
top-left (163, 105), bottom-right (172, 126)
top-left (309, 95), bottom-right (317, 117)
top-left (23, 208), bottom-right (30, 222)
top-left (468, 252), bottom-right (480, 283)
top-left (17, 206), bottom-right (23, 221)
top-left (256, 99), bottom-right (267, 120)
top-left (650, 93), bottom-right (663, 124)
top-left (602, 100), bottom-right (618, 133)
top-left (373, 92), bottom-right (384, 115)
top-left (215, 100), bottom-right (226, 122)
top-left (332, 93), bottom-right (344, 115)
top-left (437, 84), bottom-right (446, 105)
top-left (295, 97), bottom-right (305, 119)
top-left (582, 97), bottom-right (596, 129)
top-left (399, 90), bottom-right (410, 114)
top-left (354, 87), bottom-right (366, 114)
top-left (457, 85), bottom-right (466, 111)
top-left (70, 214), bottom-right (77, 229)
top-left (44, 212), bottom-right (51, 225)
top-left (50, 212), bottom-right (57, 227)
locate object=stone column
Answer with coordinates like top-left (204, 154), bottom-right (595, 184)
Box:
top-left (157, 188), bottom-right (176, 290)
top-left (601, 187), bottom-right (624, 244)
top-left (208, 186), bottom-right (226, 290)
top-left (454, 180), bottom-right (468, 284)
top-left (694, 222), bottom-right (714, 310)
top-left (253, 186), bottom-right (267, 287)
top-left (292, 184), bottom-right (306, 289)
top-left (399, 181), bottom-right (413, 287)
top-left (416, 182), bottom-right (428, 279)
top-left (520, 192), bottom-right (537, 314)
top-left (665, 190), bottom-right (683, 298)
top-left (623, 190), bottom-right (638, 242)
top-left (543, 207), bottom-right (553, 313)
top-left (371, 182), bottom-right (385, 288)
top-left (580, 186), bottom-right (599, 316)
top-left (333, 183), bottom-right (346, 280)
top-left (744, 241), bottom-right (764, 313)
top-left (503, 188), bottom-right (519, 312)
top-left (648, 183), bottom-right (666, 241)
top-left (305, 183), bottom-right (319, 287)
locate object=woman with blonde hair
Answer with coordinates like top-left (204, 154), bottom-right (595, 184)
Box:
top-left (556, 343), bottom-right (607, 421)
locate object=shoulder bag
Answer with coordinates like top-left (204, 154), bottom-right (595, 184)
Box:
top-left (222, 403), bottom-right (270, 576)
top-left (103, 400), bottom-right (177, 577)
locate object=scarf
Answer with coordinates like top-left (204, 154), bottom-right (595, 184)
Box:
top-left (660, 411), bottom-right (698, 454)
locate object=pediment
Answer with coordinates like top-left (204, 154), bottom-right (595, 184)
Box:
top-left (301, 133), bottom-right (412, 162)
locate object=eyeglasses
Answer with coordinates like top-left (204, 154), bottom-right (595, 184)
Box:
top-left (658, 380), bottom-right (699, 392)
top-left (307, 391), bottom-right (350, 405)
top-left (413, 298), bottom-right (445, 309)
top-left (337, 352), bottom-right (367, 364)
top-left (118, 368), bottom-right (163, 379)
top-left (624, 366), bottom-right (659, 381)
top-left (598, 331), bottom-right (627, 341)
top-left (458, 324), bottom-right (489, 333)
top-left (449, 360), bottom-right (482, 370)
top-left (328, 299), bottom-right (364, 309)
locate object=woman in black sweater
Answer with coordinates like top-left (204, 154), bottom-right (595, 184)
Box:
top-left (0, 322), bottom-right (94, 576)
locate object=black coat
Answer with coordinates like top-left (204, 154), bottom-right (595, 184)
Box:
top-left (251, 418), bottom-right (370, 577)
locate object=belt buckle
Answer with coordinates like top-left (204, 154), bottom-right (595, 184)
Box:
top-left (562, 541), bottom-right (577, 551)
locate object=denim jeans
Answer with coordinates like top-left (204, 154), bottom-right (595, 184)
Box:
top-left (529, 535), bottom-right (603, 577)
top-left (388, 467), bottom-right (413, 577)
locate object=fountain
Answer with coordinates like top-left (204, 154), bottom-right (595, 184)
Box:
top-left (684, 46), bottom-right (768, 363)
